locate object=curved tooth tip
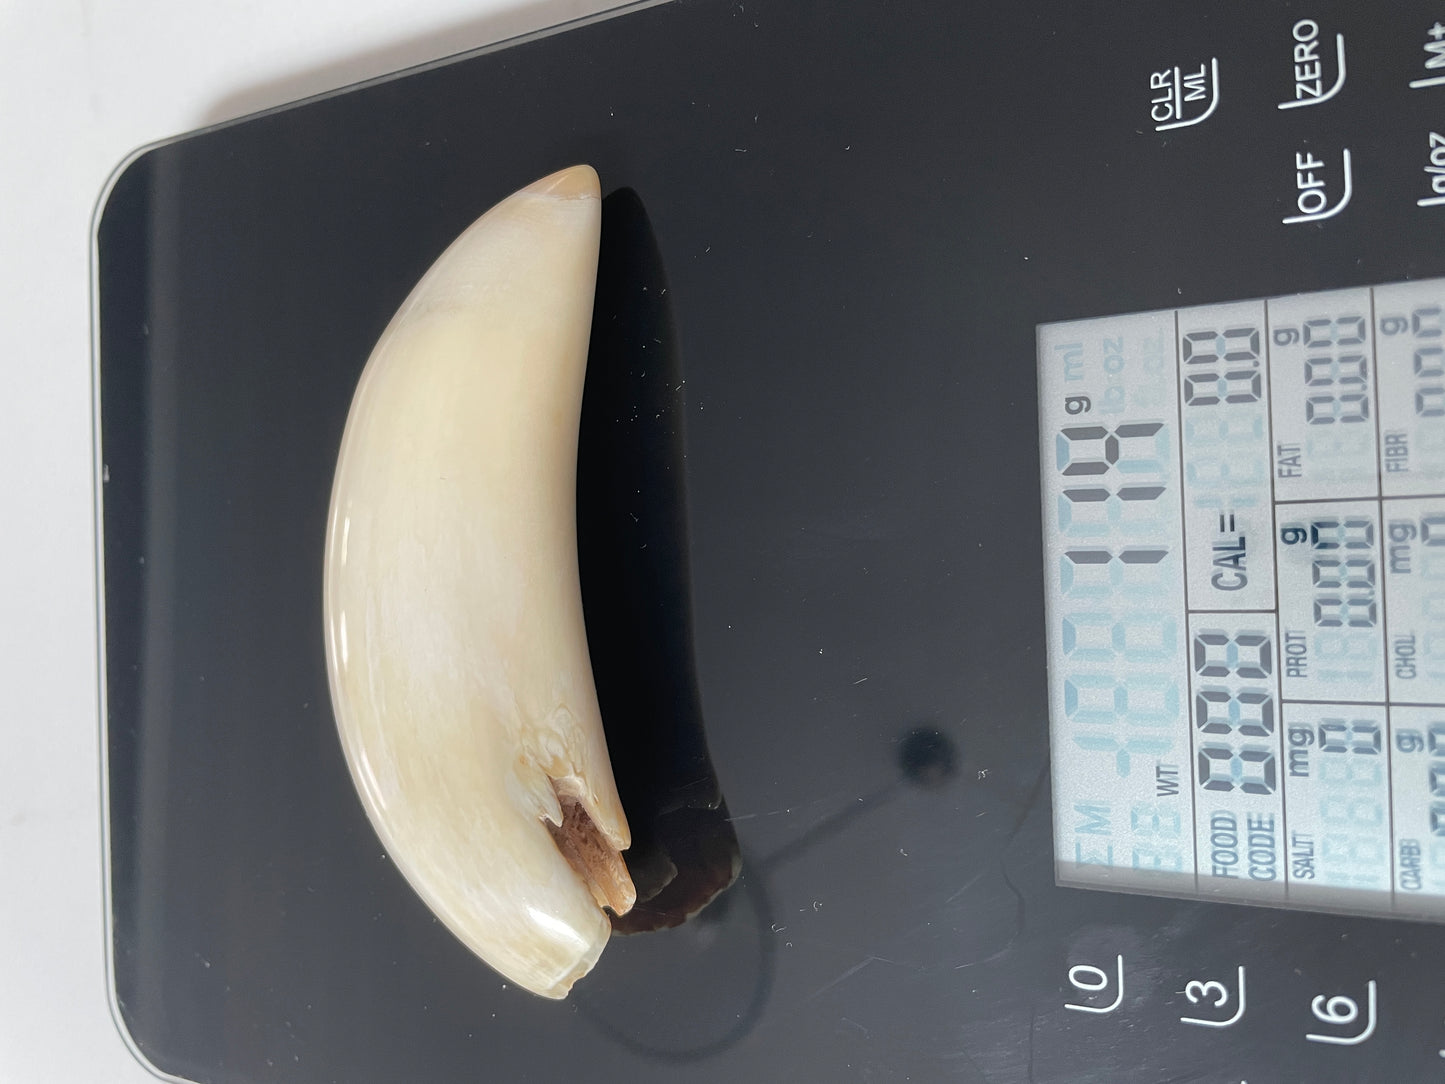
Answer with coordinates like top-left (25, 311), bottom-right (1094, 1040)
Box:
top-left (523, 164), bottom-right (601, 200)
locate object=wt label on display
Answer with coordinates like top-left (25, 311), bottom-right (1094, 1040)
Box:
top-left (1038, 277), bottom-right (1445, 920)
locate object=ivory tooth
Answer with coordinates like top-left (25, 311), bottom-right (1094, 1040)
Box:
top-left (322, 165), bottom-right (636, 999)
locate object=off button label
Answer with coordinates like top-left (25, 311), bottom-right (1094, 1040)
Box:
top-left (1283, 148), bottom-right (1354, 224)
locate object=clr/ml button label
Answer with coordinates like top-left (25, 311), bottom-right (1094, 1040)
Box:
top-left (1149, 59), bottom-right (1221, 131)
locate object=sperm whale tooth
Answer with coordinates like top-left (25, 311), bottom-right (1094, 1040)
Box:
top-left (323, 164), bottom-right (635, 999)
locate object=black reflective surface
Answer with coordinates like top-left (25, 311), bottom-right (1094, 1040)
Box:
top-left (579, 187), bottom-right (741, 933)
top-left (97, 0), bottom-right (1445, 1080)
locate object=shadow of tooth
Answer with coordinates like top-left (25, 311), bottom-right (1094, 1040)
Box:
top-left (577, 187), bottom-right (740, 934)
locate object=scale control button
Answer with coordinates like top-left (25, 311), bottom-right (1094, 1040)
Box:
top-left (1279, 20), bottom-right (1347, 109)
top-left (1149, 59), bottom-right (1221, 131)
top-left (1305, 979), bottom-right (1378, 1046)
top-left (1180, 965), bottom-right (1248, 1028)
top-left (1065, 954), bottom-right (1125, 1014)
top-left (1283, 147), bottom-right (1354, 224)
top-left (1421, 132), bottom-right (1445, 208)
top-left (1410, 22), bottom-right (1445, 89)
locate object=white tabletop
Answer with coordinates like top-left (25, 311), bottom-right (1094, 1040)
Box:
top-left (0, 1), bottom-right (619, 1078)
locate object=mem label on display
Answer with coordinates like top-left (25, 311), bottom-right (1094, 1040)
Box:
top-left (1037, 277), bottom-right (1445, 919)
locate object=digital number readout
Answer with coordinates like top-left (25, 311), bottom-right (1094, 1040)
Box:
top-left (1039, 277), bottom-right (1445, 920)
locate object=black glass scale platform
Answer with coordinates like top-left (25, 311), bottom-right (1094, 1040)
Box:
top-left (96, 1), bottom-right (1445, 1080)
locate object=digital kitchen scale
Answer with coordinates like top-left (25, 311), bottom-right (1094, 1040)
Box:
top-left (94, 0), bottom-right (1445, 1079)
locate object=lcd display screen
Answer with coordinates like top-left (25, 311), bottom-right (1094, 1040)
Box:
top-left (1039, 278), bottom-right (1445, 919)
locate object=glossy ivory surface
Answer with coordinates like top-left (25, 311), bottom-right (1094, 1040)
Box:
top-left (323, 165), bottom-right (635, 999)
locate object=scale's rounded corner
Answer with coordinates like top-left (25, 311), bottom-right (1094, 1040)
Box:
top-left (102, 973), bottom-right (200, 1084)
top-left (91, 137), bottom-right (177, 252)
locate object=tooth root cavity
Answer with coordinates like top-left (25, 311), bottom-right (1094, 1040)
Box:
top-left (547, 786), bottom-right (638, 916)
